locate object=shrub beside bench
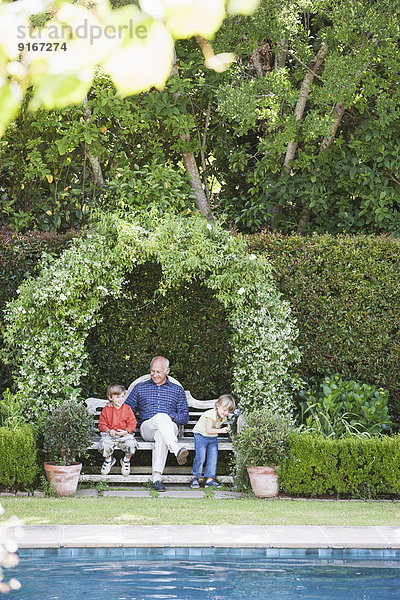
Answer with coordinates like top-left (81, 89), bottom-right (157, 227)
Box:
top-left (80, 376), bottom-right (234, 484)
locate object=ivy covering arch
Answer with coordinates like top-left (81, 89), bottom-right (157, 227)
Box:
top-left (3, 212), bottom-right (300, 420)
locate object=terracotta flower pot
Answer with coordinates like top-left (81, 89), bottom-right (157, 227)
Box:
top-left (44, 462), bottom-right (82, 496)
top-left (247, 466), bottom-right (279, 498)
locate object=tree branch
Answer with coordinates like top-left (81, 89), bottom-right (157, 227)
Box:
top-left (82, 98), bottom-right (105, 191)
top-left (276, 43), bottom-right (326, 82)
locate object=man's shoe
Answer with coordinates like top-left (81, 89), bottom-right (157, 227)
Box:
top-left (152, 480), bottom-right (166, 492)
top-left (176, 447), bottom-right (188, 465)
top-left (120, 457), bottom-right (130, 477)
top-left (101, 456), bottom-right (116, 475)
top-left (205, 479), bottom-right (221, 488)
top-left (190, 477), bottom-right (200, 489)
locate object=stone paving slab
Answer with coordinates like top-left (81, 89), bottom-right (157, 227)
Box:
top-left (74, 487), bottom-right (245, 499)
top-left (102, 490), bottom-right (151, 498)
top-left (17, 525), bottom-right (400, 549)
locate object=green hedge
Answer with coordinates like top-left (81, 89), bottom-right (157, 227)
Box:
top-left (83, 262), bottom-right (233, 399)
top-left (0, 425), bottom-right (38, 490)
top-left (248, 233), bottom-right (400, 423)
top-left (280, 433), bottom-right (400, 498)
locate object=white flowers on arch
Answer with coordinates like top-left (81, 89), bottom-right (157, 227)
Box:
top-left (3, 212), bottom-right (300, 419)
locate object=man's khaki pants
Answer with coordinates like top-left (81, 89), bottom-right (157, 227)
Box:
top-left (140, 413), bottom-right (180, 478)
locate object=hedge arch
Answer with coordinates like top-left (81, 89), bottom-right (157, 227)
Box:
top-left (2, 212), bottom-right (301, 419)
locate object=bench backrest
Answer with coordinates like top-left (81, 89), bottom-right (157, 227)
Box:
top-left (85, 374), bottom-right (218, 438)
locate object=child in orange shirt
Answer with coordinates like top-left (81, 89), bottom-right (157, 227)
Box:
top-left (98, 384), bottom-right (137, 476)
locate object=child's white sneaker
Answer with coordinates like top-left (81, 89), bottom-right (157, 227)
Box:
top-left (101, 456), bottom-right (116, 475)
top-left (120, 457), bottom-right (131, 477)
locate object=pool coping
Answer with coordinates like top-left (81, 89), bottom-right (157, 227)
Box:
top-left (17, 525), bottom-right (400, 549)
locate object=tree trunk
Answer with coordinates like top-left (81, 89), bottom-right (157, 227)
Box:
top-left (170, 53), bottom-right (213, 221)
top-left (251, 47), bottom-right (264, 76)
top-left (274, 37), bottom-right (288, 71)
top-left (82, 98), bottom-right (105, 190)
top-left (318, 101), bottom-right (346, 154)
top-left (283, 43), bottom-right (328, 173)
top-left (272, 43), bottom-right (328, 228)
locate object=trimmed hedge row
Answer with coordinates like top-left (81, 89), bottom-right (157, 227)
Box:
top-left (0, 425), bottom-right (38, 490)
top-left (248, 233), bottom-right (400, 423)
top-left (280, 433), bottom-right (400, 498)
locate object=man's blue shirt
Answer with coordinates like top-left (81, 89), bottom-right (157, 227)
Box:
top-left (125, 377), bottom-right (189, 426)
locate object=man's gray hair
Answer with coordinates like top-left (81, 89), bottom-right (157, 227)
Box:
top-left (150, 356), bottom-right (170, 371)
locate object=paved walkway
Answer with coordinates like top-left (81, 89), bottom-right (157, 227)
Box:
top-left (18, 524), bottom-right (400, 549)
top-left (7, 486), bottom-right (400, 501)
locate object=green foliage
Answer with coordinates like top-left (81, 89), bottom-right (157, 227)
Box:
top-left (0, 77), bottom-right (198, 231)
top-left (0, 425), bottom-right (38, 490)
top-left (102, 161), bottom-right (195, 215)
top-left (280, 433), bottom-right (400, 499)
top-left (212, 0), bottom-right (400, 235)
top-left (2, 227), bottom-right (126, 418)
top-left (0, 228), bottom-right (79, 391)
top-left (248, 232), bottom-right (400, 424)
top-left (2, 212), bottom-right (300, 420)
top-left (298, 375), bottom-right (392, 437)
top-left (42, 400), bottom-right (96, 465)
top-left (0, 389), bottom-right (26, 428)
top-left (233, 409), bottom-right (292, 491)
top-left (39, 474), bottom-right (56, 497)
top-left (1, 1), bottom-right (400, 236)
top-left (0, 103), bottom-right (97, 232)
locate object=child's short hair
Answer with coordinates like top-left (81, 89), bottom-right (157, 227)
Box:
top-left (216, 394), bottom-right (236, 412)
top-left (107, 383), bottom-right (126, 399)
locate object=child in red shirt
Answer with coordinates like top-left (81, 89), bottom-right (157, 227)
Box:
top-left (98, 384), bottom-right (137, 476)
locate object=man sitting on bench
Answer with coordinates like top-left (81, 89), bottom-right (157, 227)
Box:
top-left (125, 356), bottom-right (189, 492)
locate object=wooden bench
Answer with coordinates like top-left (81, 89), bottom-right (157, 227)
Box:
top-left (79, 375), bottom-right (234, 484)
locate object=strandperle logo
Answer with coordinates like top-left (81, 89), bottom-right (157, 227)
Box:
top-left (16, 19), bottom-right (148, 46)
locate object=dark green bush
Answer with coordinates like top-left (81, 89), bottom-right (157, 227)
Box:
top-left (83, 262), bottom-right (233, 399)
top-left (42, 400), bottom-right (95, 464)
top-left (248, 233), bottom-right (400, 423)
top-left (233, 410), bottom-right (292, 491)
top-left (280, 432), bottom-right (400, 498)
top-left (0, 425), bottom-right (38, 490)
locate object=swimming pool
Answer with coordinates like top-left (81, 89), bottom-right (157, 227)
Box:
top-left (12, 548), bottom-right (400, 599)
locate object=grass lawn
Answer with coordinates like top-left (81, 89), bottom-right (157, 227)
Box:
top-left (1, 496), bottom-right (399, 526)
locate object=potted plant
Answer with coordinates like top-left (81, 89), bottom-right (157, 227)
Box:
top-left (233, 409), bottom-right (291, 497)
top-left (42, 400), bottom-right (95, 496)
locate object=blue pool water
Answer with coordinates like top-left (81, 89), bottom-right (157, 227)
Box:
top-left (11, 549), bottom-right (400, 600)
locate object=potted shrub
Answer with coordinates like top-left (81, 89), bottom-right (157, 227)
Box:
top-left (233, 409), bottom-right (291, 497)
top-left (42, 400), bottom-right (95, 496)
